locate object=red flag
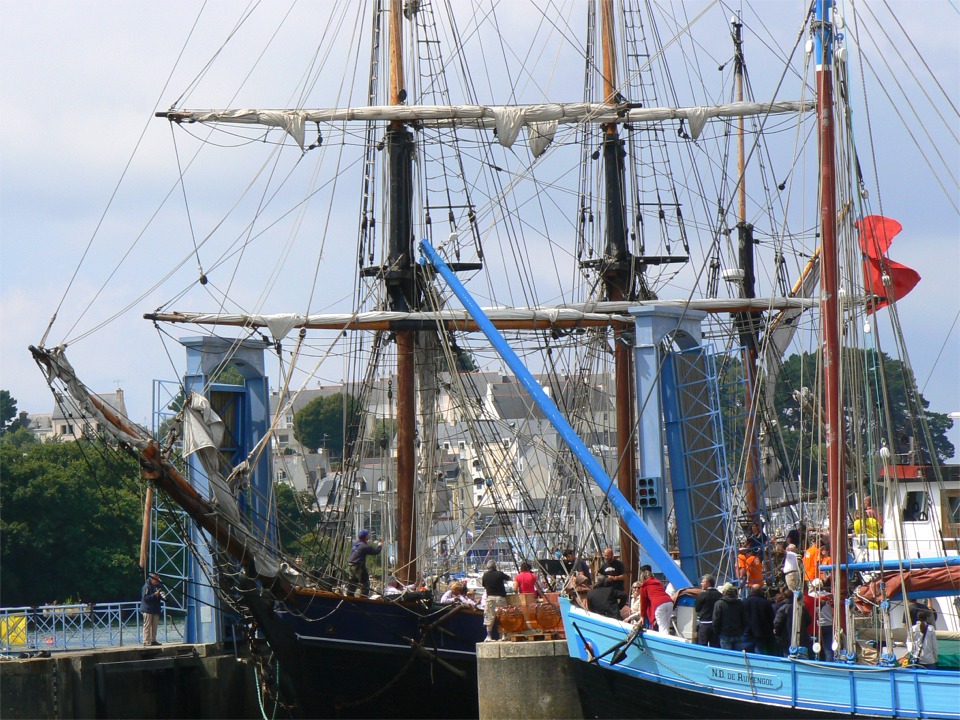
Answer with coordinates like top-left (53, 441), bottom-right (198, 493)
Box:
top-left (862, 256), bottom-right (921, 313)
top-left (856, 215), bottom-right (901, 257)
top-left (855, 215), bottom-right (920, 313)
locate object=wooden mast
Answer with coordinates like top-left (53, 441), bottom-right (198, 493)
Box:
top-left (387, 0), bottom-right (417, 586)
top-left (814, 0), bottom-right (847, 603)
top-left (731, 16), bottom-right (761, 521)
top-left (600, 0), bottom-right (637, 588)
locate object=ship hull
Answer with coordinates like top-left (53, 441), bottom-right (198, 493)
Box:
top-left (251, 589), bottom-right (484, 718)
top-left (561, 599), bottom-right (958, 720)
top-left (573, 658), bottom-right (883, 719)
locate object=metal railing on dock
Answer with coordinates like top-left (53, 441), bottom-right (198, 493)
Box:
top-left (0, 601), bottom-right (186, 653)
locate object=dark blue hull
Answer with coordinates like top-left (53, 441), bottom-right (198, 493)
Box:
top-left (245, 588), bottom-right (484, 718)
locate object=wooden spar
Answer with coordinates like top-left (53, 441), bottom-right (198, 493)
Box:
top-left (139, 485), bottom-right (154, 569)
top-left (388, 0), bottom-right (417, 586)
top-left (389, 0), bottom-right (404, 107)
top-left (734, 17), bottom-right (746, 224)
top-left (732, 16), bottom-right (760, 520)
top-left (26, 352), bottom-right (296, 599)
top-left (395, 331), bottom-right (416, 584)
top-left (814, 1), bottom-right (847, 605)
top-left (600, 0), bottom-right (636, 587)
top-left (600, 0), bottom-right (617, 106)
top-left (144, 297), bottom-right (814, 332)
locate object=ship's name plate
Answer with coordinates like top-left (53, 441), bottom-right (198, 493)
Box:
top-left (706, 665), bottom-right (783, 690)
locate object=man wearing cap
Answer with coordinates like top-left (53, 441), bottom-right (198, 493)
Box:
top-left (346, 529), bottom-right (382, 597)
top-left (141, 572), bottom-right (164, 646)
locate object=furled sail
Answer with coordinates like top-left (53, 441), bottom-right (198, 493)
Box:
top-left (159, 100), bottom-right (814, 155)
top-left (145, 297), bottom-right (816, 336)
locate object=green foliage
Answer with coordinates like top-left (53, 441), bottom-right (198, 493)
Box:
top-left (213, 365), bottom-right (245, 386)
top-left (773, 349), bottom-right (954, 474)
top-left (0, 426), bottom-right (38, 449)
top-left (273, 482), bottom-right (335, 567)
top-left (0, 390), bottom-right (19, 435)
top-left (0, 439), bottom-right (142, 607)
top-left (293, 393), bottom-right (361, 458)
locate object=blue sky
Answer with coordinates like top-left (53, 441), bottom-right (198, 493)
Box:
top-left (1, 1), bottom-right (957, 456)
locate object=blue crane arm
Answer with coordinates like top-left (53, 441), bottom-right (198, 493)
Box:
top-left (419, 239), bottom-right (692, 590)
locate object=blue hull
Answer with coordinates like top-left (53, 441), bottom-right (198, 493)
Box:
top-left (561, 599), bottom-right (958, 719)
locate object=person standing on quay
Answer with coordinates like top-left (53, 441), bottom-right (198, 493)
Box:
top-left (141, 572), bottom-right (164, 646)
top-left (481, 560), bottom-right (509, 641)
top-left (514, 561), bottom-right (541, 596)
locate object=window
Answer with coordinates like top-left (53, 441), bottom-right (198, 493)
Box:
top-left (943, 490), bottom-right (960, 537)
top-left (903, 490), bottom-right (928, 522)
top-left (279, 434), bottom-right (289, 444)
top-left (443, 442), bottom-right (451, 450)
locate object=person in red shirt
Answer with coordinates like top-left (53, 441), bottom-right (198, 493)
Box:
top-left (635, 570), bottom-right (674, 632)
top-left (514, 562), bottom-right (540, 596)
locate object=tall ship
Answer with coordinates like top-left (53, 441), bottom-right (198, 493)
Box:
top-left (28, 1), bottom-right (957, 718)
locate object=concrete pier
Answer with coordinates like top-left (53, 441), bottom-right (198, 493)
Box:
top-left (477, 639), bottom-right (583, 719)
top-left (0, 643), bottom-right (258, 719)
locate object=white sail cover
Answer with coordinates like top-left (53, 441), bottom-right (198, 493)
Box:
top-left (181, 392), bottom-right (280, 578)
top-left (181, 392), bottom-right (226, 463)
top-left (162, 100), bottom-right (813, 155)
top-left (147, 297), bottom-right (817, 331)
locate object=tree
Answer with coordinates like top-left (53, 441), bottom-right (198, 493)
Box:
top-left (773, 349), bottom-right (954, 470)
top-left (0, 426), bottom-right (38, 449)
top-left (0, 390), bottom-right (19, 435)
top-left (273, 481), bottom-right (335, 569)
top-left (293, 393), bottom-right (361, 458)
top-left (0, 439), bottom-right (142, 607)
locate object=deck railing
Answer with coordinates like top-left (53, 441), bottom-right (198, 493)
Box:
top-left (0, 602), bottom-right (186, 653)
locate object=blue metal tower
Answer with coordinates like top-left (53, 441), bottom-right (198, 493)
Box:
top-left (631, 306), bottom-right (733, 582)
top-left (178, 336), bottom-right (274, 643)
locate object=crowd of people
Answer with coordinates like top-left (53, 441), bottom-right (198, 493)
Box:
top-left (565, 511), bottom-right (939, 668)
top-left (322, 514), bottom-right (938, 666)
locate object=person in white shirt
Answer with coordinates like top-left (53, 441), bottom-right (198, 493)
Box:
top-left (911, 611), bottom-right (938, 669)
top-left (440, 581), bottom-right (477, 607)
top-left (782, 543), bottom-right (801, 591)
